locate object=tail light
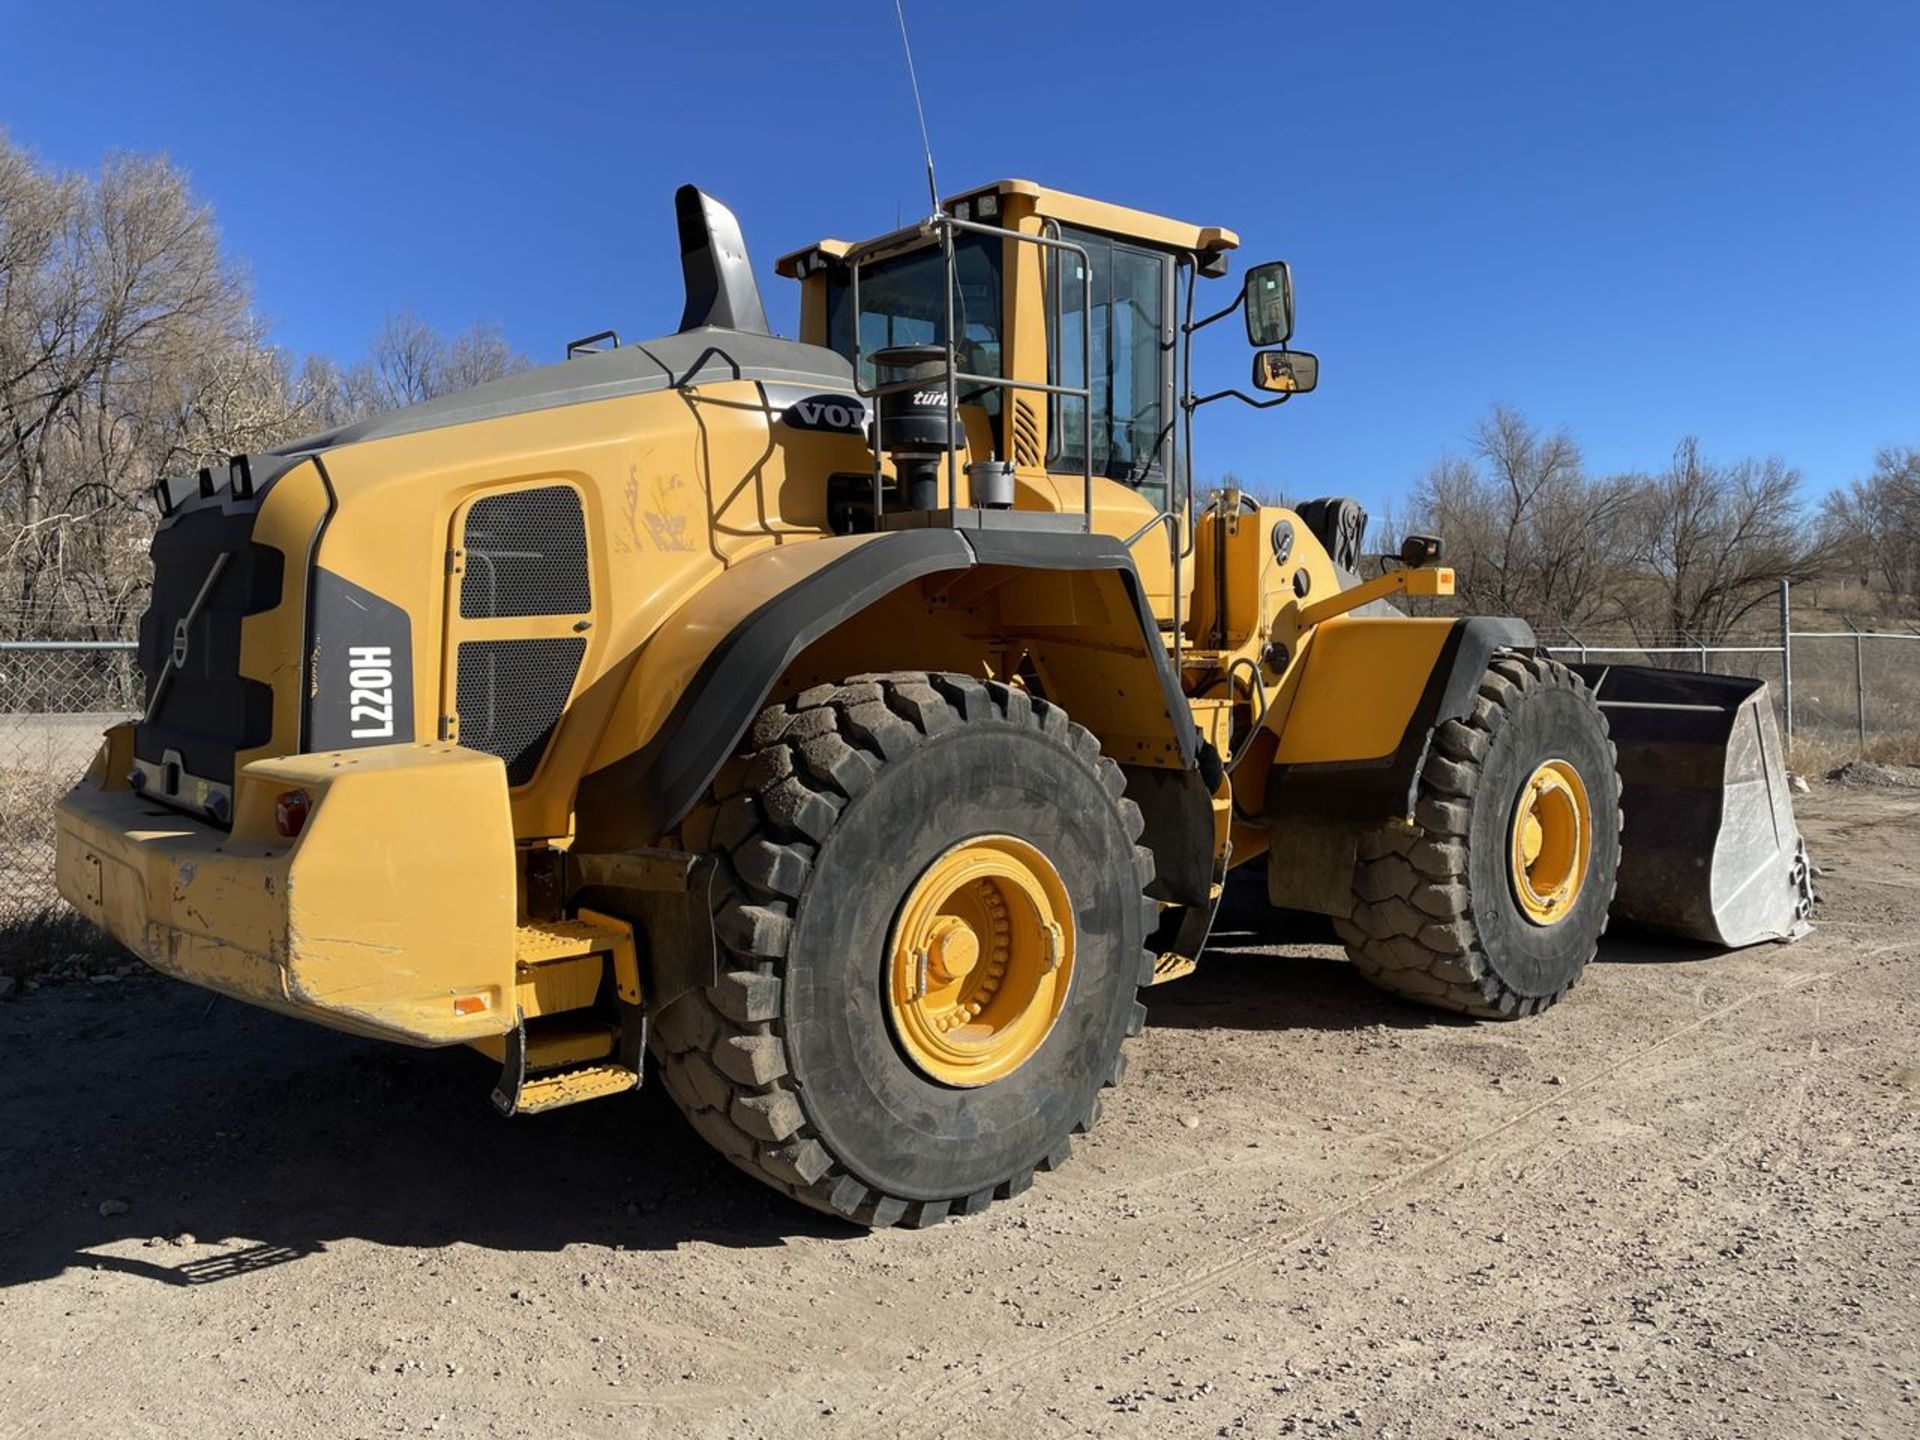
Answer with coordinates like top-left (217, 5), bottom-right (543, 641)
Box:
top-left (274, 789), bottom-right (312, 839)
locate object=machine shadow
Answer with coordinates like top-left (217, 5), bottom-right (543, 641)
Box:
top-left (0, 980), bottom-right (857, 1292)
top-left (0, 896), bottom-right (1734, 1290)
top-left (1589, 924), bottom-right (1731, 966)
top-left (1150, 870), bottom-right (1721, 1034)
top-left (1148, 880), bottom-right (1465, 1036)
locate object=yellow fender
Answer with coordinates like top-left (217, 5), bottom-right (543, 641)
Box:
top-left (1257, 614), bottom-right (1536, 916)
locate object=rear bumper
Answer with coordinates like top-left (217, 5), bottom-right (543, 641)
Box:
top-left (55, 726), bottom-right (518, 1046)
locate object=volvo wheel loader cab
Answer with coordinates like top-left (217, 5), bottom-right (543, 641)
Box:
top-left (55, 179), bottom-right (1814, 1227)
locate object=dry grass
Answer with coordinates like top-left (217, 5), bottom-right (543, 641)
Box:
top-left (0, 905), bottom-right (124, 982)
top-left (1791, 726), bottom-right (1920, 776)
top-left (0, 764), bottom-right (66, 911)
top-left (0, 762), bottom-right (128, 982)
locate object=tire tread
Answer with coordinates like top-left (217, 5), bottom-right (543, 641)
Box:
top-left (1340, 653), bottom-right (1621, 1019)
top-left (654, 672), bottom-right (1156, 1227)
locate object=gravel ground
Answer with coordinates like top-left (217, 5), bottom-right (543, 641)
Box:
top-left (0, 782), bottom-right (1915, 1439)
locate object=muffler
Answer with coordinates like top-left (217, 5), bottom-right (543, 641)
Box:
top-left (1568, 663), bottom-right (1814, 948)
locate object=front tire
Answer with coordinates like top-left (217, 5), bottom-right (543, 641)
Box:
top-left (656, 673), bottom-right (1156, 1227)
top-left (1336, 653), bottom-right (1622, 1018)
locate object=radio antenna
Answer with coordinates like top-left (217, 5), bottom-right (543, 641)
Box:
top-left (892, 0), bottom-right (940, 216)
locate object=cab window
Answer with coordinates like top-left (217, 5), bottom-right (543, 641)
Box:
top-left (1050, 228), bottom-right (1174, 496)
top-left (826, 232), bottom-right (1003, 419)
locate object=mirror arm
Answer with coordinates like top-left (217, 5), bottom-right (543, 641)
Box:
top-left (1187, 387), bottom-right (1291, 412)
top-left (1185, 281), bottom-right (1247, 335)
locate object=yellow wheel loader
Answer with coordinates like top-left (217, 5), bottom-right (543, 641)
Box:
top-left (54, 180), bottom-right (1813, 1227)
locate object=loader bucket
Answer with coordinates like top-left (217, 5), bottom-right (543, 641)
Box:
top-left (1567, 663), bottom-right (1814, 948)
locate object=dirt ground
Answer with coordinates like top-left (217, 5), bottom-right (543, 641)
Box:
top-left (1, 783), bottom-right (1915, 1440)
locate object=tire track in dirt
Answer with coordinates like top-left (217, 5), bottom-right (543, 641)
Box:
top-left (853, 964), bottom-right (1835, 1439)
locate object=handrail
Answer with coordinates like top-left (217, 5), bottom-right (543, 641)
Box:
top-left (848, 213), bottom-right (1094, 531)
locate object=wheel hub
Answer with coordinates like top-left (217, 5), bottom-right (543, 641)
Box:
top-left (887, 835), bottom-right (1075, 1087)
top-left (1508, 758), bottom-right (1591, 926)
top-left (924, 916), bottom-right (980, 984)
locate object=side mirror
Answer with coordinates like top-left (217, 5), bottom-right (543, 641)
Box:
top-left (1252, 349), bottom-right (1318, 396)
top-left (1244, 261), bottom-right (1294, 346)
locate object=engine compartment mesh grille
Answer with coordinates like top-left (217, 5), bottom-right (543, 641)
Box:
top-left (454, 637), bottom-right (586, 786)
top-left (459, 485), bottom-right (590, 619)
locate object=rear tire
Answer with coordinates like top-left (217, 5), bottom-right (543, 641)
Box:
top-left (655, 673), bottom-right (1156, 1227)
top-left (1336, 653), bottom-right (1621, 1018)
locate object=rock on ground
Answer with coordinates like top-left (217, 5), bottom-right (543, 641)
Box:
top-left (1827, 758), bottom-right (1920, 789)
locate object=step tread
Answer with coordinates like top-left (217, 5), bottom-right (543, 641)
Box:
top-left (513, 1062), bottom-right (638, 1114)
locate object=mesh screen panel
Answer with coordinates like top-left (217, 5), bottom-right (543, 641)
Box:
top-left (454, 637), bottom-right (585, 785)
top-left (459, 486), bottom-right (590, 619)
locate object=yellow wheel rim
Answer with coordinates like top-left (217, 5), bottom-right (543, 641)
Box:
top-left (1508, 758), bottom-right (1591, 926)
top-left (887, 835), bottom-right (1075, 1088)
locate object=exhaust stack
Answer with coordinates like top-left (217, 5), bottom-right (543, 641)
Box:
top-left (674, 185), bottom-right (770, 336)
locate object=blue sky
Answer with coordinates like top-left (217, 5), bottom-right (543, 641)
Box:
top-left (3, 1), bottom-right (1914, 516)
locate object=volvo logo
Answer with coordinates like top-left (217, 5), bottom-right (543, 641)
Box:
top-left (780, 394), bottom-right (868, 433)
top-left (172, 618), bottom-right (191, 668)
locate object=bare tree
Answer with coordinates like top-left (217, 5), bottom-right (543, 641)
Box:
top-left (437, 320), bottom-right (521, 394)
top-left (1630, 437), bottom-right (1826, 640)
top-left (1410, 406), bottom-right (1639, 634)
top-left (1405, 408), bottom-right (1831, 641)
top-left (0, 135), bottom-right (529, 637)
top-left (362, 308), bottom-right (441, 409)
top-left (0, 138), bottom-right (268, 634)
top-left (1820, 446), bottom-right (1920, 603)
top-left (352, 309), bottom-right (523, 414)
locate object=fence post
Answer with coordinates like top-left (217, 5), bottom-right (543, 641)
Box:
top-left (1683, 628), bottom-right (1708, 673)
top-left (1854, 624), bottom-right (1867, 753)
top-left (1778, 578), bottom-right (1793, 750)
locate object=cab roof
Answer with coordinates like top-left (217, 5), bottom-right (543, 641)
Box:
top-left (775, 178), bottom-right (1238, 278)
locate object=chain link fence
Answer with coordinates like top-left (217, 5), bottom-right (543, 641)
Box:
top-left (1539, 580), bottom-right (1920, 767)
top-left (1, 641), bottom-right (140, 925)
top-left (1543, 632), bottom-right (1920, 759)
top-left (1786, 632), bottom-right (1920, 759)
